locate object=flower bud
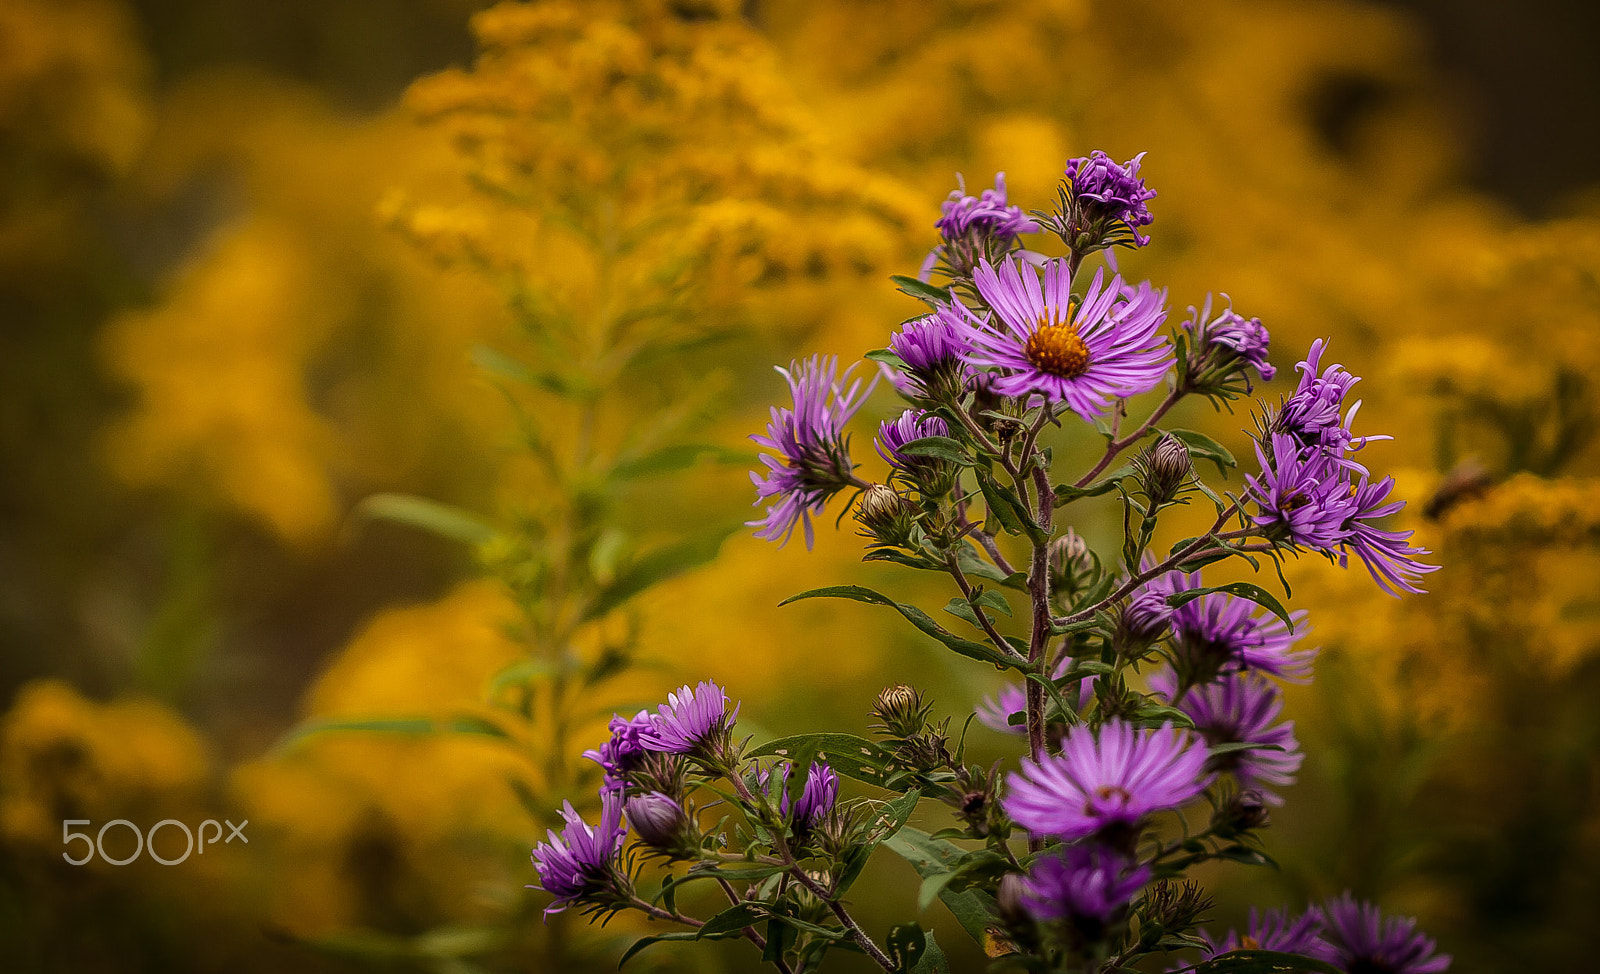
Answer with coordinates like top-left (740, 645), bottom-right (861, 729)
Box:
top-left (1049, 530), bottom-right (1093, 596)
top-left (626, 791), bottom-right (695, 857)
top-left (871, 684), bottom-right (929, 738)
top-left (1139, 433), bottom-right (1192, 506)
top-left (996, 872), bottom-right (1039, 949)
top-left (1116, 588), bottom-right (1173, 653)
top-left (1211, 789), bottom-right (1270, 838)
top-left (855, 484), bottom-right (917, 548)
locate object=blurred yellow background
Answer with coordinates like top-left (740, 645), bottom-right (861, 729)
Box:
top-left (3, 1), bottom-right (1598, 971)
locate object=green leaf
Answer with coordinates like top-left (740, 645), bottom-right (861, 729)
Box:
top-left (977, 470), bottom-right (1041, 539)
top-left (610, 443), bottom-right (750, 481)
top-left (943, 589), bottom-right (1012, 630)
top-left (882, 828), bottom-right (1000, 948)
top-left (618, 932), bottom-right (700, 967)
top-left (697, 903), bottom-right (767, 939)
top-left (354, 493), bottom-right (495, 545)
top-left (912, 930), bottom-right (948, 974)
top-left (749, 733), bottom-right (895, 787)
top-left (896, 435), bottom-right (974, 466)
top-left (1163, 429), bottom-right (1237, 477)
top-left (887, 923), bottom-right (927, 973)
top-left (1053, 465), bottom-right (1133, 506)
top-left (486, 659), bottom-right (557, 699)
top-left (1188, 949), bottom-right (1341, 973)
top-left (891, 274), bottom-right (954, 307)
top-left (585, 524), bottom-right (740, 622)
top-left (866, 348), bottom-right (909, 370)
top-left (276, 715), bottom-right (510, 750)
top-left (1164, 581), bottom-right (1295, 631)
top-left (956, 546), bottom-right (1028, 589)
top-left (779, 586), bottom-right (1017, 669)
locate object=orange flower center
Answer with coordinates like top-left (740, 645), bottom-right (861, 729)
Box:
top-left (1024, 318), bottom-right (1091, 377)
top-left (1085, 784), bottom-right (1132, 814)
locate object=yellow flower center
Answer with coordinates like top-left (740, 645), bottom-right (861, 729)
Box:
top-left (1024, 317), bottom-right (1091, 377)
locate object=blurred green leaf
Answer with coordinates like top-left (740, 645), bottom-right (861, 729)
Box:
top-left (610, 443), bottom-right (750, 481)
top-left (276, 715), bottom-right (510, 750)
top-left (355, 493), bottom-right (496, 545)
top-left (585, 523), bottom-right (740, 622)
top-left (1188, 949), bottom-right (1340, 973)
top-left (618, 932), bottom-right (700, 967)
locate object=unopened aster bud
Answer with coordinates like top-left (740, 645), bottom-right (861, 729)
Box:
top-left (1049, 530), bottom-right (1093, 595)
top-left (1211, 789), bottom-right (1271, 838)
top-left (872, 684), bottom-right (929, 738)
top-left (1140, 433), bottom-right (1192, 506)
top-left (855, 484), bottom-right (917, 548)
top-left (1117, 587), bottom-right (1173, 651)
top-left (997, 872), bottom-right (1041, 949)
top-left (626, 791), bottom-right (694, 856)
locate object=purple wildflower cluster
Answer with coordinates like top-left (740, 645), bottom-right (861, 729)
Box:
top-left (922, 172), bottom-right (1039, 279)
top-left (535, 148), bottom-right (1453, 973)
top-left (1249, 340), bottom-right (1439, 595)
top-left (1060, 150), bottom-right (1158, 247)
top-left (1199, 897), bottom-right (1451, 974)
top-left (748, 355), bottom-right (872, 548)
top-left (531, 793), bottom-right (629, 916)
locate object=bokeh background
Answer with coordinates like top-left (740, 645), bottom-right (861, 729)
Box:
top-left (3, 0), bottom-right (1599, 971)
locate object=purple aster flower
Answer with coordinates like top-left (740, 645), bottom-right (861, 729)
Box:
top-left (638, 680), bottom-right (740, 763)
top-left (1004, 720), bottom-right (1207, 843)
top-left (1202, 906), bottom-right (1328, 958)
top-left (922, 172), bottom-right (1039, 279)
top-left (582, 710), bottom-right (657, 794)
top-left (749, 355), bottom-right (873, 548)
top-left (1320, 894), bottom-right (1451, 973)
top-left (1019, 844), bottom-right (1151, 928)
top-left (885, 304), bottom-right (977, 400)
top-left (1338, 474), bottom-right (1439, 597)
top-left (1272, 339), bottom-right (1390, 470)
top-left (1152, 569), bottom-right (1316, 684)
top-left (1064, 151), bottom-right (1157, 246)
top-left (1150, 669), bottom-right (1304, 804)
top-left (785, 761), bottom-right (839, 833)
top-left (531, 792), bottom-right (629, 916)
top-left (876, 408), bottom-right (955, 491)
top-left (1247, 433), bottom-right (1360, 550)
top-left (963, 258), bottom-right (1171, 421)
top-left (977, 664), bottom-right (1093, 735)
top-left (1183, 294), bottom-right (1275, 392)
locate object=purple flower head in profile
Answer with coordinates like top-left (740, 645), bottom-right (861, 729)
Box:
top-left (1247, 434), bottom-right (1360, 551)
top-left (1339, 475), bottom-right (1440, 597)
top-left (1184, 294), bottom-right (1275, 391)
top-left (977, 664), bottom-right (1093, 735)
top-left (876, 409), bottom-right (955, 494)
top-left (531, 792), bottom-right (629, 916)
top-left (1320, 894), bottom-right (1451, 973)
top-left (923, 172), bottom-right (1039, 279)
top-left (1019, 844), bottom-right (1151, 928)
top-left (1150, 669), bottom-right (1304, 804)
top-left (1202, 906), bottom-right (1328, 958)
top-left (886, 304), bottom-right (977, 400)
top-left (1153, 569), bottom-right (1316, 684)
top-left (963, 258), bottom-right (1171, 421)
top-left (639, 681), bottom-right (740, 762)
top-left (749, 355), bottom-right (873, 548)
top-left (784, 761), bottom-right (840, 833)
top-left (1064, 151), bottom-right (1158, 246)
top-left (1119, 586), bottom-right (1175, 647)
top-left (1004, 720), bottom-right (1207, 843)
top-left (582, 710), bottom-right (657, 794)
top-left (1272, 339), bottom-right (1390, 469)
